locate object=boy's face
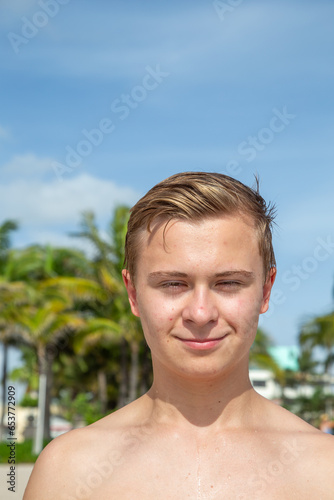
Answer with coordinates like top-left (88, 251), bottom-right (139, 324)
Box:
top-left (123, 215), bottom-right (275, 380)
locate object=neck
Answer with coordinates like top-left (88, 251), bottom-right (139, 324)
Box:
top-left (146, 361), bottom-right (257, 431)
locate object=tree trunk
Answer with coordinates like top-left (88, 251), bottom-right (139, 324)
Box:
top-left (128, 340), bottom-right (139, 403)
top-left (33, 372), bottom-right (47, 455)
top-left (97, 368), bottom-right (108, 414)
top-left (33, 346), bottom-right (48, 454)
top-left (140, 342), bottom-right (152, 396)
top-left (44, 354), bottom-right (53, 441)
top-left (117, 338), bottom-right (128, 408)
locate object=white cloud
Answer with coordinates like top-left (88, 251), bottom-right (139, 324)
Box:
top-left (0, 161), bottom-right (141, 246)
top-left (2, 173), bottom-right (139, 226)
top-left (1, 153), bottom-right (52, 178)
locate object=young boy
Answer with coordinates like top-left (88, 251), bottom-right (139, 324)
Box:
top-left (24, 172), bottom-right (334, 499)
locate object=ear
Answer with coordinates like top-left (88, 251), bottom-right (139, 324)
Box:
top-left (122, 269), bottom-right (140, 317)
top-left (260, 267), bottom-right (277, 314)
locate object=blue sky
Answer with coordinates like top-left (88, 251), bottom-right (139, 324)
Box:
top-left (0, 0), bottom-right (334, 366)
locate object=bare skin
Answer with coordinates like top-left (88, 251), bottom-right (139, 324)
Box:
top-left (23, 216), bottom-right (334, 500)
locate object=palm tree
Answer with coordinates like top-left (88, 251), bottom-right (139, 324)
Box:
top-left (72, 317), bottom-right (122, 414)
top-left (72, 207), bottom-right (147, 407)
top-left (250, 328), bottom-right (285, 388)
top-left (250, 328), bottom-right (282, 372)
top-left (0, 219), bottom-right (19, 440)
top-left (0, 220), bottom-right (18, 260)
top-left (299, 311), bottom-right (334, 414)
top-left (0, 280), bottom-right (32, 440)
top-left (299, 312), bottom-right (334, 376)
top-left (10, 345), bottom-right (39, 405)
top-left (15, 276), bottom-right (107, 453)
top-left (3, 244), bottom-right (91, 283)
top-left (1, 243), bottom-right (107, 451)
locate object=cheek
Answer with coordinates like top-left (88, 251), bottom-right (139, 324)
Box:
top-left (225, 295), bottom-right (262, 338)
top-left (139, 295), bottom-right (175, 323)
top-left (137, 299), bottom-right (170, 337)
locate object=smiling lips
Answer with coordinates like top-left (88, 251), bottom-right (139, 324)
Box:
top-left (176, 335), bottom-right (228, 350)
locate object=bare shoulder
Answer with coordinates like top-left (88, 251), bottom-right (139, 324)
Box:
top-left (293, 421), bottom-right (334, 495)
top-left (23, 397), bottom-right (148, 500)
top-left (263, 395), bottom-right (334, 443)
top-left (259, 397), bottom-right (334, 493)
top-left (23, 427), bottom-right (92, 500)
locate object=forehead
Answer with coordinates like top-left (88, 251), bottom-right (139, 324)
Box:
top-left (135, 215), bottom-right (262, 277)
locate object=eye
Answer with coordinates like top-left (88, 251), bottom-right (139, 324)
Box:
top-left (159, 281), bottom-right (188, 293)
top-left (216, 280), bottom-right (242, 290)
top-left (161, 281), bottom-right (185, 288)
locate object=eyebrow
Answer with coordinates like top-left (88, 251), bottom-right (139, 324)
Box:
top-left (148, 271), bottom-right (188, 281)
top-left (147, 270), bottom-right (255, 281)
top-left (214, 270), bottom-right (255, 279)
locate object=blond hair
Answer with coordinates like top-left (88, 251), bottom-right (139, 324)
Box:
top-left (124, 172), bottom-right (276, 281)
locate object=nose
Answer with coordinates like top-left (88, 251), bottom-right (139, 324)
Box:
top-left (182, 286), bottom-right (219, 327)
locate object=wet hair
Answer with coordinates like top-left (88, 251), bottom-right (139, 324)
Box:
top-left (124, 171), bottom-right (276, 282)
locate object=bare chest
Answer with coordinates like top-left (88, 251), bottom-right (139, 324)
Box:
top-left (73, 435), bottom-right (321, 500)
top-left (88, 460), bottom-right (315, 500)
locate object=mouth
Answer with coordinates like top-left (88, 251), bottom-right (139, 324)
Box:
top-left (175, 335), bottom-right (228, 351)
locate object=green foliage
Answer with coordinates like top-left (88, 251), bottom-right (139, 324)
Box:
top-left (20, 394), bottom-right (38, 407)
top-left (9, 346), bottom-right (39, 393)
top-left (250, 328), bottom-right (284, 382)
top-left (299, 311), bottom-right (334, 374)
top-left (59, 391), bottom-right (105, 425)
top-left (0, 219), bottom-right (19, 266)
top-left (284, 387), bottom-right (334, 423)
top-left (0, 439), bottom-right (51, 463)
